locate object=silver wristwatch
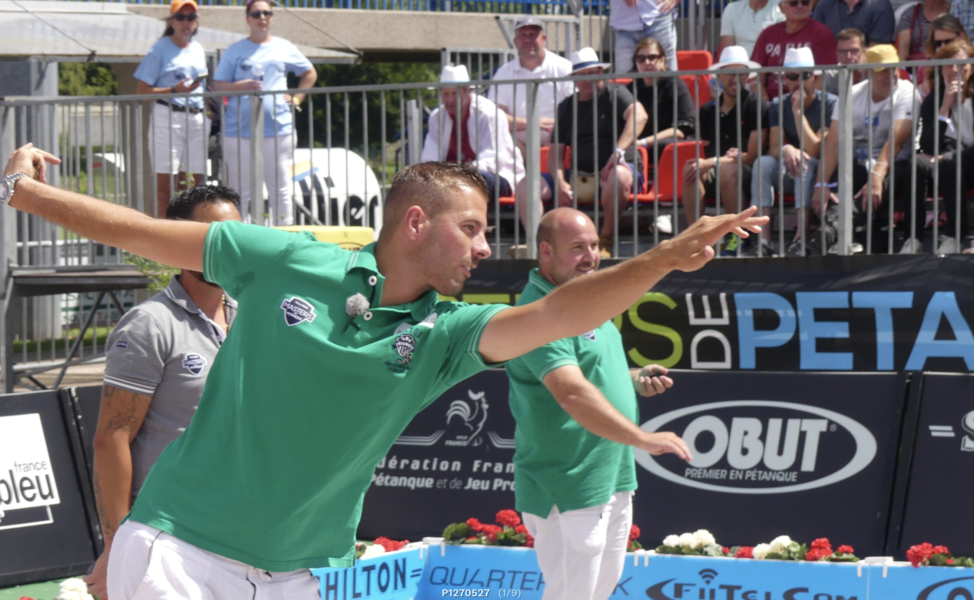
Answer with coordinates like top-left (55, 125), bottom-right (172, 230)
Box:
top-left (0, 172), bottom-right (30, 206)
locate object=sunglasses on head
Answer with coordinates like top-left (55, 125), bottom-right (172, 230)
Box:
top-left (173, 13), bottom-right (198, 21)
top-left (249, 9), bottom-right (273, 17)
top-left (785, 71), bottom-right (814, 81)
top-left (635, 53), bottom-right (665, 62)
top-left (786, 0), bottom-right (812, 7)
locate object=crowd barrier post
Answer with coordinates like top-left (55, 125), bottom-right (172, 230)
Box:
top-left (837, 66), bottom-right (855, 256)
top-left (524, 80), bottom-right (542, 259)
top-left (249, 96), bottom-right (266, 224)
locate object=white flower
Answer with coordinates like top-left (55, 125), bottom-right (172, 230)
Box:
top-left (693, 529), bottom-right (716, 549)
top-left (678, 532), bottom-right (696, 548)
top-left (55, 578), bottom-right (93, 600)
top-left (360, 544), bottom-right (387, 560)
top-left (769, 535), bottom-right (793, 554)
top-left (752, 543), bottom-right (771, 560)
top-left (662, 535), bottom-right (681, 547)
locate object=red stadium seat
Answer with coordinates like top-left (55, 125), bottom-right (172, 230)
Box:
top-left (636, 141), bottom-right (704, 204)
top-left (677, 50), bottom-right (714, 107)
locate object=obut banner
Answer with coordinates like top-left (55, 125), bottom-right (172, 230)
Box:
top-left (458, 255), bottom-right (974, 372)
top-left (359, 370), bottom-right (516, 540)
top-left (893, 373), bottom-right (974, 557)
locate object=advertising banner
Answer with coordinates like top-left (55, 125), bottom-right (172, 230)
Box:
top-left (633, 371), bottom-right (905, 556)
top-left (360, 370), bottom-right (516, 541)
top-left (864, 564), bottom-right (974, 600)
top-left (0, 390), bottom-right (97, 587)
top-left (424, 545), bottom-right (542, 599)
top-left (312, 547), bottom-right (426, 600)
top-left (458, 255), bottom-right (974, 373)
top-left (893, 373), bottom-right (974, 557)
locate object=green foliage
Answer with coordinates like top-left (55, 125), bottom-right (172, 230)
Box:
top-left (442, 522), bottom-right (473, 544)
top-left (492, 525), bottom-right (528, 547)
top-left (297, 63), bottom-right (439, 155)
top-left (59, 63), bottom-right (119, 97)
top-left (125, 254), bottom-right (179, 293)
top-left (767, 542), bottom-right (809, 561)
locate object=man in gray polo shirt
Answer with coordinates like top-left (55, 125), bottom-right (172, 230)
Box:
top-left (83, 185), bottom-right (241, 599)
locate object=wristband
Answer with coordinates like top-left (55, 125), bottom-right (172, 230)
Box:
top-left (615, 147), bottom-right (626, 158)
top-left (813, 182), bottom-right (837, 188)
top-left (171, 86), bottom-right (177, 94)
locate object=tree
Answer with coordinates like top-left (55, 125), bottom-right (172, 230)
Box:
top-left (58, 63), bottom-right (119, 97)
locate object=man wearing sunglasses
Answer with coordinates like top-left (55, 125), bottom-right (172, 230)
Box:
top-left (749, 47), bottom-right (837, 256)
top-left (812, 0), bottom-right (895, 46)
top-left (751, 0), bottom-right (838, 99)
top-left (825, 28), bottom-right (868, 94)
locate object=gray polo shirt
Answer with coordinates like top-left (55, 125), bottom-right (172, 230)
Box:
top-left (103, 276), bottom-right (237, 500)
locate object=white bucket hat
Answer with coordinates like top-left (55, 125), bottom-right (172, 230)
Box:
top-left (440, 65), bottom-right (470, 84)
top-left (709, 46), bottom-right (762, 71)
top-left (570, 47), bottom-right (612, 73)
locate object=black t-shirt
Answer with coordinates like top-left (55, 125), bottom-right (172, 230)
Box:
top-left (635, 76), bottom-right (696, 141)
top-left (555, 84), bottom-right (637, 173)
top-left (697, 89), bottom-right (767, 159)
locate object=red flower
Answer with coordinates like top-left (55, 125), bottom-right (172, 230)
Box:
top-left (466, 536), bottom-right (478, 541)
top-left (525, 533), bottom-right (535, 548)
top-left (482, 524), bottom-right (503, 536)
top-left (496, 509), bottom-right (521, 528)
top-left (948, 559), bottom-right (955, 565)
top-left (806, 547), bottom-right (833, 561)
top-left (932, 545), bottom-right (951, 556)
top-left (629, 524), bottom-right (641, 541)
top-left (907, 543), bottom-right (935, 567)
top-left (735, 546), bottom-right (754, 559)
top-left (467, 518), bottom-right (486, 532)
top-left (837, 545), bottom-right (855, 555)
top-left (722, 546), bottom-right (730, 555)
top-left (374, 537), bottom-right (408, 552)
top-left (810, 538), bottom-right (832, 550)
top-left (515, 525), bottom-right (528, 534)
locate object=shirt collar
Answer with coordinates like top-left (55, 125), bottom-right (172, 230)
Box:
top-left (163, 275), bottom-right (200, 315)
top-left (527, 268), bottom-right (557, 295)
top-left (346, 243), bottom-right (439, 321)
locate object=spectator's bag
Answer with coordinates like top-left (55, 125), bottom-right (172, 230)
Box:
top-left (576, 172), bottom-right (598, 203)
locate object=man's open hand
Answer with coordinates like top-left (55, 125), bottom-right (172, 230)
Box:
top-left (662, 206), bottom-right (768, 272)
top-left (4, 143), bottom-right (60, 183)
top-left (638, 431), bottom-right (693, 461)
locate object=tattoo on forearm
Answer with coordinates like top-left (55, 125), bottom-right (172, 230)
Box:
top-left (92, 474), bottom-right (117, 541)
top-left (102, 386), bottom-right (151, 433)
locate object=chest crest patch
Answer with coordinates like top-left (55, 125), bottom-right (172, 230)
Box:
top-left (281, 297), bottom-right (317, 326)
top-left (182, 353), bottom-right (207, 376)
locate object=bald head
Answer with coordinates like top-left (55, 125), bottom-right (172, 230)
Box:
top-left (538, 208), bottom-right (600, 286)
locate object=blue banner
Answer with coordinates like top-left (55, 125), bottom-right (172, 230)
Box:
top-left (867, 564), bottom-right (974, 600)
top-left (425, 544), bottom-right (543, 599)
top-left (312, 548), bottom-right (426, 600)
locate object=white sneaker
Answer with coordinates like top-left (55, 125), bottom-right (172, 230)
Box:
top-left (655, 214), bottom-right (673, 234)
top-left (899, 238), bottom-right (923, 254)
top-left (937, 235), bottom-right (959, 254)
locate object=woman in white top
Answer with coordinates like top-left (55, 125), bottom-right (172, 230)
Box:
top-left (134, 0), bottom-right (209, 219)
top-left (212, 0), bottom-right (317, 226)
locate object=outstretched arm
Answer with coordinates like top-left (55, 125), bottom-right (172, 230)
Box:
top-left (3, 145), bottom-right (208, 271)
top-left (479, 207), bottom-right (767, 363)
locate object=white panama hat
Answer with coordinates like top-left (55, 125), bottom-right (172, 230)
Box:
top-left (440, 65), bottom-right (470, 84)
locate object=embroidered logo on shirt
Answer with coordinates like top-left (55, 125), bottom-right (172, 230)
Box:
top-left (583, 330), bottom-right (597, 342)
top-left (281, 297), bottom-right (317, 326)
top-left (115, 341), bottom-right (128, 348)
top-left (394, 334), bottom-right (416, 365)
top-left (182, 353), bottom-right (207, 376)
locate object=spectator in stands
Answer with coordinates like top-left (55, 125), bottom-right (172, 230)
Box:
top-left (82, 186), bottom-right (240, 600)
top-left (750, 48), bottom-right (837, 256)
top-left (611, 0), bottom-right (679, 72)
top-left (135, 0), bottom-right (209, 219)
top-left (752, 0), bottom-right (838, 99)
top-left (825, 28), bottom-right (868, 93)
top-left (813, 0), bottom-right (896, 45)
top-left (424, 65), bottom-right (524, 202)
top-left (918, 40), bottom-right (974, 253)
top-left (522, 48), bottom-right (647, 258)
top-left (897, 0), bottom-right (951, 62)
top-left (813, 45), bottom-right (920, 253)
top-left (683, 46), bottom-right (767, 256)
top-left (948, 0), bottom-right (974, 39)
top-left (212, 0), bottom-right (317, 226)
top-left (719, 0), bottom-right (786, 57)
top-left (488, 17), bottom-right (574, 154)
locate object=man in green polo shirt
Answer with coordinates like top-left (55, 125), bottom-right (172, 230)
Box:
top-left (507, 208), bottom-right (691, 600)
top-left (2, 144), bottom-right (765, 600)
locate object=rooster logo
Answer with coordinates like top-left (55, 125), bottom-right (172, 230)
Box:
top-left (444, 390), bottom-right (489, 447)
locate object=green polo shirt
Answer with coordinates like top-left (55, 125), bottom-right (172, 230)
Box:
top-left (506, 269), bottom-right (638, 518)
top-left (128, 221), bottom-right (507, 571)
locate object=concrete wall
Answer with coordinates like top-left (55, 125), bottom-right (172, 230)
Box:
top-left (126, 6), bottom-right (607, 61)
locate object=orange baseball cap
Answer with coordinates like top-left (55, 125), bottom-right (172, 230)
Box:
top-left (170, 0), bottom-right (199, 14)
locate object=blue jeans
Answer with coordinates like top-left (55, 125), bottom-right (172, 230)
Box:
top-left (750, 154), bottom-right (819, 209)
top-left (613, 13), bottom-right (678, 73)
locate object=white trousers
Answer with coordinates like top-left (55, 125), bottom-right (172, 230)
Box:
top-left (149, 103), bottom-right (209, 176)
top-left (107, 521), bottom-right (319, 600)
top-left (224, 134), bottom-right (296, 226)
top-left (522, 491), bottom-right (633, 600)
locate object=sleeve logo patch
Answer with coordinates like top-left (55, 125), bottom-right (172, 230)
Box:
top-left (583, 330), bottom-right (597, 342)
top-left (182, 353), bottom-right (207, 376)
top-left (115, 341), bottom-right (128, 348)
top-left (281, 297), bottom-right (317, 326)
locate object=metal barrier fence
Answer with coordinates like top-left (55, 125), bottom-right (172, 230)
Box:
top-left (2, 57), bottom-right (971, 265)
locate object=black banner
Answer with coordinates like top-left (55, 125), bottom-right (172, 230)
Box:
top-left (894, 373), bottom-right (974, 557)
top-left (457, 255), bottom-right (974, 373)
top-left (359, 369), bottom-right (516, 540)
top-left (0, 390), bottom-right (98, 587)
top-left (361, 370), bottom-right (906, 556)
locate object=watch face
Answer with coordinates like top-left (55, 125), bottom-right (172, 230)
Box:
top-left (0, 180), bottom-right (9, 202)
